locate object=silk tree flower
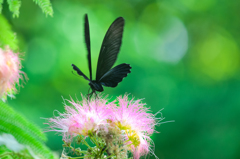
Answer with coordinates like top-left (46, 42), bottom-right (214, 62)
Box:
top-left (46, 94), bottom-right (164, 159)
top-left (112, 95), bottom-right (160, 159)
top-left (47, 95), bottom-right (114, 141)
top-left (0, 47), bottom-right (26, 101)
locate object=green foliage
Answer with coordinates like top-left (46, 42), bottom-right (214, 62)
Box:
top-left (0, 15), bottom-right (18, 50)
top-left (0, 101), bottom-right (55, 159)
top-left (0, 0), bottom-right (53, 17)
top-left (0, 0), bottom-right (3, 13)
top-left (32, 0), bottom-right (53, 17)
top-left (7, 0), bottom-right (21, 18)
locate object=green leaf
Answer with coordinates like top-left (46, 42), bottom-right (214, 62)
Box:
top-left (32, 0), bottom-right (53, 17)
top-left (7, 0), bottom-right (21, 18)
top-left (0, 15), bottom-right (18, 51)
top-left (0, 0), bottom-right (3, 13)
top-left (0, 101), bottom-right (55, 159)
top-left (2, 0), bottom-right (53, 17)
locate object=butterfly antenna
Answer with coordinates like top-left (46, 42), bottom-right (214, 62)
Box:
top-left (72, 71), bottom-right (78, 76)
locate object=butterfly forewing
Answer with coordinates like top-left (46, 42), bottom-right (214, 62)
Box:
top-left (99, 63), bottom-right (131, 87)
top-left (96, 17), bottom-right (125, 82)
top-left (84, 14), bottom-right (92, 81)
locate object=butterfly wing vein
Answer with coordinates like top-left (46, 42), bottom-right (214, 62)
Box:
top-left (96, 17), bottom-right (125, 81)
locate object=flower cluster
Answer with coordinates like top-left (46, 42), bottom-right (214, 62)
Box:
top-left (47, 94), bottom-right (164, 159)
top-left (0, 47), bottom-right (26, 101)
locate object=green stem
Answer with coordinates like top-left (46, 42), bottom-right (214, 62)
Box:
top-left (68, 146), bottom-right (89, 156)
top-left (100, 145), bottom-right (107, 157)
top-left (107, 153), bottom-right (116, 158)
top-left (69, 156), bottom-right (91, 159)
top-left (79, 135), bottom-right (91, 149)
top-left (89, 132), bottom-right (99, 147)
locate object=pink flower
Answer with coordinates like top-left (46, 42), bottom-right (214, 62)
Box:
top-left (0, 47), bottom-right (26, 101)
top-left (47, 95), bottom-right (114, 141)
top-left (47, 94), bottom-right (164, 158)
top-left (112, 95), bottom-right (158, 159)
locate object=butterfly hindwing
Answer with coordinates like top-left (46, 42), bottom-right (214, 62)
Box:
top-left (99, 63), bottom-right (131, 87)
top-left (96, 17), bottom-right (125, 82)
top-left (84, 14), bottom-right (92, 81)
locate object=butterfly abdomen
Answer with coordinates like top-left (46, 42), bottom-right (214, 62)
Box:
top-left (89, 81), bottom-right (104, 92)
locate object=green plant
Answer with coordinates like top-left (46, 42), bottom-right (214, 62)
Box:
top-left (0, 101), bottom-right (55, 158)
top-left (0, 0), bottom-right (53, 17)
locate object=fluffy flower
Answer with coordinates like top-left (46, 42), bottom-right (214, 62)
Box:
top-left (0, 47), bottom-right (26, 101)
top-left (112, 95), bottom-right (158, 159)
top-left (47, 94), bottom-right (163, 159)
top-left (47, 95), bottom-right (114, 141)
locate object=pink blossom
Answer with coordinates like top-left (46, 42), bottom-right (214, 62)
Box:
top-left (0, 47), bottom-right (26, 101)
top-left (112, 95), bottom-right (157, 159)
top-left (47, 95), bottom-right (114, 141)
top-left (47, 94), bottom-right (162, 158)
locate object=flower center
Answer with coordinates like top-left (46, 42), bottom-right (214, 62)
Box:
top-left (116, 121), bottom-right (140, 147)
top-left (125, 129), bottom-right (140, 147)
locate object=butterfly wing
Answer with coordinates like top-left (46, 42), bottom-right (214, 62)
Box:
top-left (98, 63), bottom-right (131, 87)
top-left (72, 64), bottom-right (90, 81)
top-left (96, 17), bottom-right (125, 82)
top-left (84, 14), bottom-right (92, 81)
top-left (71, 14), bottom-right (91, 82)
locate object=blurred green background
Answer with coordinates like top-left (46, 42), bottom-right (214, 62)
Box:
top-left (2, 0), bottom-right (240, 158)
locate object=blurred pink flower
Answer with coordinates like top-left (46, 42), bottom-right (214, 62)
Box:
top-left (0, 47), bottom-right (26, 101)
top-left (112, 95), bottom-right (158, 159)
top-left (47, 95), bottom-right (114, 141)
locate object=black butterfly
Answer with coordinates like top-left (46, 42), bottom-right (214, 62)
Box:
top-left (72, 14), bottom-right (131, 97)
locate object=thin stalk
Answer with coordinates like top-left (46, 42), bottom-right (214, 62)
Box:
top-left (69, 145), bottom-right (88, 154)
top-left (70, 156), bottom-right (92, 159)
top-left (89, 132), bottom-right (99, 147)
top-left (79, 135), bottom-right (91, 149)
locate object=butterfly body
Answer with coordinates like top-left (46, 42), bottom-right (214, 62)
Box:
top-left (72, 14), bottom-right (131, 96)
top-left (89, 80), bottom-right (103, 92)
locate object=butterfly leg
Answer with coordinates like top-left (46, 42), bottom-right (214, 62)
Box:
top-left (93, 91), bottom-right (99, 99)
top-left (87, 88), bottom-right (94, 101)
